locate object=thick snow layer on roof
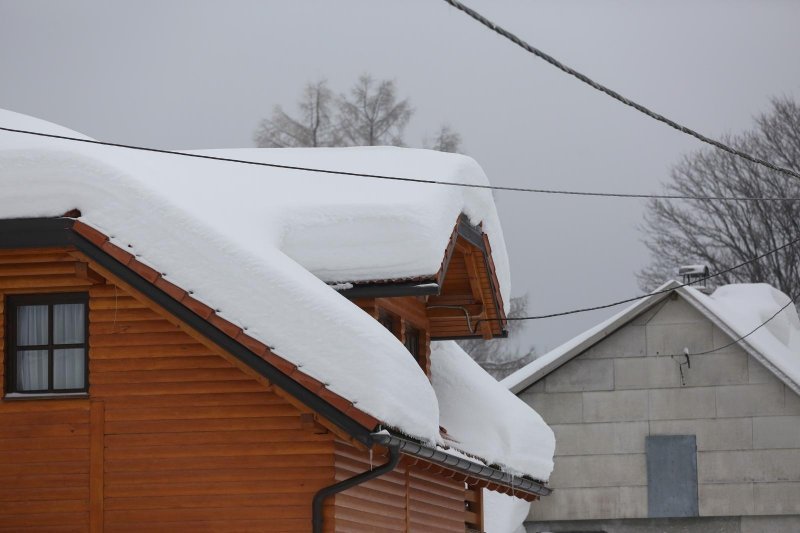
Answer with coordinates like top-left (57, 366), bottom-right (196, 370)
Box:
top-left (188, 148), bottom-right (510, 302)
top-left (482, 490), bottom-right (529, 533)
top-left (0, 108), bottom-right (505, 445)
top-left (430, 341), bottom-right (555, 481)
top-left (692, 283), bottom-right (800, 389)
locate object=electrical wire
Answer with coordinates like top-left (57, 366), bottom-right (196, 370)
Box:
top-left (3, 127), bottom-right (795, 362)
top-left (684, 293), bottom-right (797, 356)
top-left (440, 0), bottom-right (800, 182)
top-left (473, 234), bottom-right (800, 326)
top-left (2, 125), bottom-right (800, 202)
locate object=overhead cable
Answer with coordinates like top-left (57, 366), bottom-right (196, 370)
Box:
top-left (474, 234), bottom-right (800, 324)
top-left (2, 125), bottom-right (799, 202)
top-left (440, 0), bottom-right (800, 182)
top-left (683, 294), bottom-right (797, 357)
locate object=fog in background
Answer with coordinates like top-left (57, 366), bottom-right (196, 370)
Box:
top-left (2, 0), bottom-right (799, 354)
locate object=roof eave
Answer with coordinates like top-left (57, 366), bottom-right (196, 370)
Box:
top-left (371, 431), bottom-right (550, 501)
top-left (0, 216), bottom-right (379, 446)
top-left (676, 285), bottom-right (800, 395)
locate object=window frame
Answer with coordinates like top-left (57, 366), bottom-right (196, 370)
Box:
top-left (5, 292), bottom-right (89, 396)
top-left (403, 324), bottom-right (420, 360)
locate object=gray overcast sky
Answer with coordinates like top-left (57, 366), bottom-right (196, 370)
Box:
top-left (2, 0), bottom-right (799, 353)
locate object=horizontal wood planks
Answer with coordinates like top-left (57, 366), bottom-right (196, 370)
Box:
top-left (0, 249), bottom-right (92, 532)
top-left (0, 248), bottom-right (337, 532)
top-left (333, 441), bottom-right (466, 532)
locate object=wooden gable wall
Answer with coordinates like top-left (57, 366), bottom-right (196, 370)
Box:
top-left (428, 235), bottom-right (505, 340)
top-left (0, 245), bottom-right (479, 532)
top-left (0, 247), bottom-right (338, 532)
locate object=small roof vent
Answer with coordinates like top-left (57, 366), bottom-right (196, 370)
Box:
top-left (678, 264), bottom-right (712, 293)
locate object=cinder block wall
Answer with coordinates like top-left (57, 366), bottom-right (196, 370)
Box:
top-left (520, 295), bottom-right (800, 524)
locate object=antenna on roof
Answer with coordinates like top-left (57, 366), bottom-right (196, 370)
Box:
top-left (678, 264), bottom-right (712, 294)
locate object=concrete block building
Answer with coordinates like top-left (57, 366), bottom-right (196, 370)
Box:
top-left (504, 280), bottom-right (800, 533)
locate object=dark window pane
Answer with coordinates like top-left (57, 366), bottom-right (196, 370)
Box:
top-left (16, 350), bottom-right (48, 391)
top-left (17, 305), bottom-right (48, 346)
top-left (53, 348), bottom-right (85, 390)
top-left (405, 327), bottom-right (419, 358)
top-left (379, 311), bottom-right (394, 332)
top-left (53, 303), bottom-right (85, 344)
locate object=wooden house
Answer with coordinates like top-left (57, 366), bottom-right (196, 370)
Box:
top-left (0, 110), bottom-right (555, 532)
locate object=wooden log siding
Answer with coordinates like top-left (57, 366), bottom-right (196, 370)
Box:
top-left (355, 296), bottom-right (433, 377)
top-left (333, 441), bottom-right (466, 532)
top-left (0, 248), bottom-right (338, 532)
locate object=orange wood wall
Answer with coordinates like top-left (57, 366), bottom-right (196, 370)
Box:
top-left (354, 296), bottom-right (432, 376)
top-left (333, 441), bottom-right (466, 532)
top-left (0, 248), bottom-right (337, 532)
top-left (0, 247), bottom-right (472, 532)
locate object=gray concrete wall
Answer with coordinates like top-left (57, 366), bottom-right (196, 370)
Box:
top-left (519, 295), bottom-right (800, 524)
top-left (525, 515), bottom-right (800, 533)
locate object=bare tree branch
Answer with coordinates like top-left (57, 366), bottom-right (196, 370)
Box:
top-left (639, 97), bottom-right (800, 301)
top-left (337, 74), bottom-right (413, 147)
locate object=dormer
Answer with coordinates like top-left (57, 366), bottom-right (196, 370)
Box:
top-left (338, 215), bottom-right (508, 375)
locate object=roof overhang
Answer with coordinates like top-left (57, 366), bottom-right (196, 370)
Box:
top-left (1, 216), bottom-right (537, 496)
top-left (0, 216), bottom-right (378, 446)
top-left (335, 280), bottom-right (440, 298)
top-left (336, 215), bottom-right (508, 340)
top-left (372, 431), bottom-right (550, 501)
top-left (678, 286), bottom-right (800, 395)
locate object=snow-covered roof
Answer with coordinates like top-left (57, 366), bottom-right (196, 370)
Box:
top-left (0, 109), bottom-right (553, 480)
top-left (503, 280), bottom-right (800, 395)
top-left (431, 341), bottom-right (555, 481)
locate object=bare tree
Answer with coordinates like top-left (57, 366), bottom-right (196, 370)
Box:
top-left (424, 124), bottom-right (462, 153)
top-left (254, 80), bottom-right (339, 148)
top-left (638, 97), bottom-right (800, 298)
top-left (336, 74), bottom-right (413, 147)
top-left (254, 74), bottom-right (464, 152)
top-left (457, 295), bottom-right (536, 380)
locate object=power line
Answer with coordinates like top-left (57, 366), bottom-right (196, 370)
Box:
top-left (474, 234), bottom-right (800, 325)
top-left (5, 126), bottom-right (796, 360)
top-left (2, 125), bottom-right (800, 202)
top-left (440, 0), bottom-right (800, 183)
top-left (684, 293), bottom-right (797, 357)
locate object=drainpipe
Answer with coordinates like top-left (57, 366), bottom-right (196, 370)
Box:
top-left (311, 443), bottom-right (401, 533)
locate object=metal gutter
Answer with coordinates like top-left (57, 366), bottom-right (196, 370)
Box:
top-left (371, 431), bottom-right (551, 498)
top-left (334, 216), bottom-right (487, 300)
top-left (311, 443), bottom-right (400, 533)
top-left (434, 331), bottom-right (509, 341)
top-left (0, 217), bottom-right (376, 447)
top-left (336, 280), bottom-right (440, 298)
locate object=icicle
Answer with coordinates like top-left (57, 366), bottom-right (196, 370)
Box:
top-left (369, 448), bottom-right (373, 471)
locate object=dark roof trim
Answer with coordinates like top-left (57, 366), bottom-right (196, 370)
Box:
top-left (434, 330), bottom-right (509, 341)
top-left (335, 280), bottom-right (440, 298)
top-left (371, 431), bottom-right (551, 498)
top-left (0, 217), bottom-right (375, 447)
top-left (336, 215), bottom-right (487, 300)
